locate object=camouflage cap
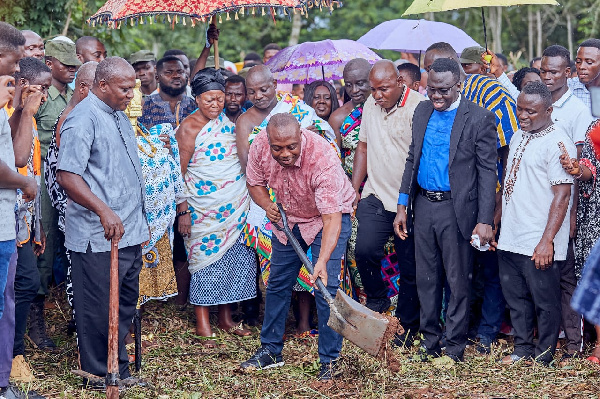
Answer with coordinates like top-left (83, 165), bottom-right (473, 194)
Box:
top-left (459, 46), bottom-right (486, 65)
top-left (45, 39), bottom-right (82, 66)
top-left (129, 50), bottom-right (156, 66)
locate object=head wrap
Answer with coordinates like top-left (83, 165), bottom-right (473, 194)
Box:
top-left (191, 68), bottom-right (225, 98)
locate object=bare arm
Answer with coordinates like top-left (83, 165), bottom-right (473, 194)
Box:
top-left (235, 114), bottom-right (252, 173)
top-left (310, 212), bottom-right (342, 287)
top-left (57, 170), bottom-right (124, 241)
top-left (351, 141), bottom-right (367, 208)
top-left (174, 120), bottom-right (198, 236)
top-left (532, 183), bottom-right (571, 270)
top-left (0, 159), bottom-right (37, 200)
top-left (9, 85), bottom-right (44, 167)
top-left (190, 24), bottom-right (220, 78)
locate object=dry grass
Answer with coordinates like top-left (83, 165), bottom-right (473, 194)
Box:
top-left (20, 290), bottom-right (600, 399)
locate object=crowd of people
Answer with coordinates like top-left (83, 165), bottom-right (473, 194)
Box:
top-left (2, 18), bottom-right (600, 398)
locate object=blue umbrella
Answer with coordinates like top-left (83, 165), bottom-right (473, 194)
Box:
top-left (357, 18), bottom-right (480, 54)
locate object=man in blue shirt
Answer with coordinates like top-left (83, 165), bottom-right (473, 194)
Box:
top-left (395, 58), bottom-right (497, 362)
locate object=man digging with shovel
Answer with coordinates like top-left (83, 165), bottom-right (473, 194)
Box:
top-left (240, 113), bottom-right (355, 381)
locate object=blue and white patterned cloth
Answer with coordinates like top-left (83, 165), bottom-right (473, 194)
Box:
top-left (572, 238), bottom-right (600, 326)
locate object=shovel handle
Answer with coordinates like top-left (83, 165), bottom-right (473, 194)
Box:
top-left (274, 203), bottom-right (334, 303)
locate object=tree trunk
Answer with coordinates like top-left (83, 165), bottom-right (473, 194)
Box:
top-left (288, 13), bottom-right (301, 46)
top-left (536, 9), bottom-right (542, 58)
top-left (528, 6), bottom-right (534, 60)
top-left (567, 13), bottom-right (574, 60)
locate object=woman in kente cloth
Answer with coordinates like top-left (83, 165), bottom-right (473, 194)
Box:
top-left (176, 68), bottom-right (255, 348)
top-left (561, 119), bottom-right (600, 364)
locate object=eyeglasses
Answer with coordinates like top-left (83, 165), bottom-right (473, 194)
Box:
top-left (426, 82), bottom-right (459, 96)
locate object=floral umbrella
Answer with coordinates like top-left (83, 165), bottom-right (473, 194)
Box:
top-left (266, 39), bottom-right (381, 84)
top-left (89, 0), bottom-right (339, 28)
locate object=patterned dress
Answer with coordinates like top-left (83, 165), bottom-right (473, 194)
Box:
top-left (183, 112), bottom-right (256, 306)
top-left (136, 123), bottom-right (182, 305)
top-left (575, 120), bottom-right (600, 279)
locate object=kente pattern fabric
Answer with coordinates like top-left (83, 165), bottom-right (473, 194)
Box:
top-left (241, 93), bottom-right (340, 294)
top-left (138, 233), bottom-right (177, 306)
top-left (340, 103), bottom-right (363, 177)
top-left (182, 112), bottom-right (250, 274)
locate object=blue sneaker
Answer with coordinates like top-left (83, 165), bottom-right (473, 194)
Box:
top-left (240, 346), bottom-right (284, 371)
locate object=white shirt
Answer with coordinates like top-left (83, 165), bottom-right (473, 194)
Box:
top-left (498, 125), bottom-right (575, 261)
top-left (0, 109), bottom-right (16, 241)
top-left (552, 89), bottom-right (595, 145)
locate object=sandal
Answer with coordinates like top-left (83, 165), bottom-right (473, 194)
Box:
top-left (195, 332), bottom-right (218, 348)
top-left (499, 354), bottom-right (531, 365)
top-left (223, 323), bottom-right (252, 337)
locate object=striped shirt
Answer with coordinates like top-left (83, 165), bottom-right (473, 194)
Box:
top-left (462, 74), bottom-right (519, 150)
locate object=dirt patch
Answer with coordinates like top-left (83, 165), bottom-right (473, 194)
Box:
top-left (376, 314), bottom-right (403, 372)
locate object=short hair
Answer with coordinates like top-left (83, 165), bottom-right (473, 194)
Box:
top-left (579, 39), bottom-right (600, 51)
top-left (95, 57), bottom-right (133, 84)
top-left (292, 83), bottom-right (303, 90)
top-left (156, 56), bottom-right (184, 72)
top-left (75, 36), bottom-right (103, 53)
top-left (429, 58), bottom-right (461, 82)
top-left (496, 53), bottom-right (508, 66)
top-left (521, 80), bottom-right (553, 108)
top-left (0, 22), bottom-right (25, 53)
top-left (267, 112), bottom-right (300, 134)
top-left (303, 80), bottom-right (340, 115)
top-left (529, 57), bottom-right (541, 67)
top-left (569, 60), bottom-right (576, 72)
top-left (542, 45), bottom-right (570, 65)
top-left (15, 57), bottom-right (50, 82)
top-left (263, 43), bottom-right (281, 54)
top-left (397, 63), bottom-right (421, 82)
top-left (512, 67), bottom-right (540, 91)
top-left (426, 42), bottom-right (457, 58)
top-left (163, 49), bottom-right (187, 58)
top-left (244, 52), bottom-right (262, 63)
top-left (225, 74), bottom-right (246, 90)
top-left (75, 61), bottom-right (98, 86)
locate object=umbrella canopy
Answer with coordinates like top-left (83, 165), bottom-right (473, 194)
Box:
top-left (403, 0), bottom-right (559, 15)
top-left (357, 18), bottom-right (479, 54)
top-left (89, 0), bottom-right (338, 27)
top-left (266, 39), bottom-right (381, 84)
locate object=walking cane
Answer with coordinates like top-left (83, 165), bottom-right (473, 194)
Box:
top-left (106, 237), bottom-right (120, 398)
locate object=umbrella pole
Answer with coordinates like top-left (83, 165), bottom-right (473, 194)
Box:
top-left (211, 15), bottom-right (220, 70)
top-left (322, 65), bottom-right (325, 80)
top-left (481, 7), bottom-right (488, 51)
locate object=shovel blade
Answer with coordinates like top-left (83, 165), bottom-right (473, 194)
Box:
top-left (327, 290), bottom-right (391, 356)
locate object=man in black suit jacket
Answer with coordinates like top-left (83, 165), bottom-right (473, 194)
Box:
top-left (394, 58), bottom-right (497, 362)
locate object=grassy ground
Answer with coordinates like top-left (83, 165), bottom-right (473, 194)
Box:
top-left (20, 289), bottom-right (600, 399)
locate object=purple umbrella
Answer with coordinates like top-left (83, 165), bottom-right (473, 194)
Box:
top-left (266, 39), bottom-right (380, 84)
top-left (357, 19), bottom-right (479, 54)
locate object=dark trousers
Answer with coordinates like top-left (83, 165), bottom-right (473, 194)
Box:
top-left (472, 250), bottom-right (505, 343)
top-left (498, 250), bottom-right (561, 364)
top-left (71, 245), bottom-right (142, 378)
top-left (14, 241), bottom-right (40, 357)
top-left (414, 194), bottom-right (473, 359)
top-left (355, 195), bottom-right (420, 333)
top-left (560, 240), bottom-right (583, 353)
top-left (261, 215), bottom-right (351, 364)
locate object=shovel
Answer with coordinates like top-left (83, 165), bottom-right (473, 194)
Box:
top-left (272, 203), bottom-right (399, 357)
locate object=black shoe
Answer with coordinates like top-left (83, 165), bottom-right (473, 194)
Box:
top-left (365, 297), bottom-right (391, 314)
top-left (393, 331), bottom-right (417, 349)
top-left (446, 353), bottom-right (464, 363)
top-left (317, 360), bottom-right (341, 381)
top-left (27, 300), bottom-right (56, 351)
top-left (0, 384), bottom-right (45, 399)
top-left (66, 316), bottom-right (76, 336)
top-left (475, 338), bottom-right (492, 355)
top-left (240, 346), bottom-right (284, 370)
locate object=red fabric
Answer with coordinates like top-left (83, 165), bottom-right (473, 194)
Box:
top-left (589, 120), bottom-right (600, 160)
top-left (246, 128), bottom-right (355, 246)
top-left (91, 0), bottom-right (307, 23)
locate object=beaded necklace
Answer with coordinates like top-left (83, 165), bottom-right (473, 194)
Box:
top-left (136, 123), bottom-right (157, 158)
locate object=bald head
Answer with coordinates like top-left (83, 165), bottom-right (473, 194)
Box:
top-left (266, 113), bottom-right (302, 167)
top-left (246, 64), bottom-right (277, 110)
top-left (343, 58), bottom-right (373, 105)
top-left (21, 30), bottom-right (44, 60)
top-left (76, 36), bottom-right (107, 63)
top-left (370, 60), bottom-right (399, 81)
top-left (93, 57), bottom-right (136, 111)
top-left (344, 58), bottom-right (372, 78)
top-left (369, 60), bottom-right (404, 111)
top-left (76, 61), bottom-right (98, 86)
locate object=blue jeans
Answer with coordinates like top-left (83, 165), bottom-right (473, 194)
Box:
top-left (0, 240), bottom-right (16, 318)
top-left (0, 247), bottom-right (17, 386)
top-left (261, 214), bottom-right (351, 364)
